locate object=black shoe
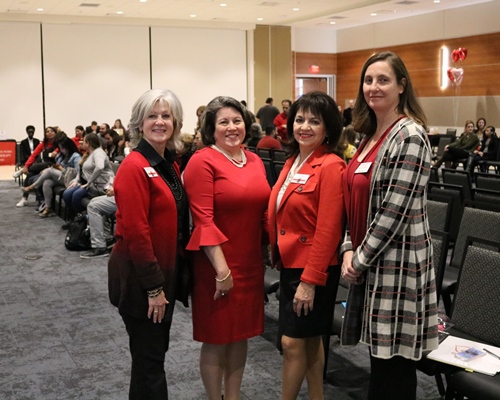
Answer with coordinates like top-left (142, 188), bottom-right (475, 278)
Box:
top-left (106, 237), bottom-right (116, 249)
top-left (80, 248), bottom-right (109, 259)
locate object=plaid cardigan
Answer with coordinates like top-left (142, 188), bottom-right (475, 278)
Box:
top-left (341, 117), bottom-right (439, 360)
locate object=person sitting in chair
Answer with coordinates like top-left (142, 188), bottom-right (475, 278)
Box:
top-left (433, 120), bottom-right (479, 169)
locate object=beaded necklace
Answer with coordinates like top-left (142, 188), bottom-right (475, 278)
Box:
top-left (211, 145), bottom-right (247, 168)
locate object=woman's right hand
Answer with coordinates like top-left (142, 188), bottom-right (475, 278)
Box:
top-left (342, 250), bottom-right (362, 284)
top-left (67, 181), bottom-right (77, 189)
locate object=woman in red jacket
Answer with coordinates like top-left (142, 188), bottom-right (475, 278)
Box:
top-left (108, 89), bottom-right (186, 400)
top-left (16, 126), bottom-right (58, 208)
top-left (268, 91), bottom-right (346, 399)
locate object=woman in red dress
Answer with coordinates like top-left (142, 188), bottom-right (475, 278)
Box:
top-left (183, 96), bottom-right (270, 400)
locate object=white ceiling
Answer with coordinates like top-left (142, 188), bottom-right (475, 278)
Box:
top-left (0, 0), bottom-right (494, 30)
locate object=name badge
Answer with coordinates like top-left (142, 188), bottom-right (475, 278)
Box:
top-left (291, 173), bottom-right (310, 184)
top-left (144, 167), bottom-right (158, 177)
top-left (355, 162), bottom-right (372, 174)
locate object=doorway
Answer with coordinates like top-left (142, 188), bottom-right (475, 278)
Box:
top-left (295, 74), bottom-right (336, 99)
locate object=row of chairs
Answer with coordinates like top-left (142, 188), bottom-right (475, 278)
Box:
top-left (418, 236), bottom-right (500, 400)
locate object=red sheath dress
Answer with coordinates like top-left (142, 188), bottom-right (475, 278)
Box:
top-left (183, 147), bottom-right (271, 344)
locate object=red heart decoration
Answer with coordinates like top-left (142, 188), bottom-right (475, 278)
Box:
top-left (451, 68), bottom-right (464, 86)
top-left (459, 47), bottom-right (468, 61)
top-left (451, 49), bottom-right (460, 63)
top-left (447, 68), bottom-right (455, 83)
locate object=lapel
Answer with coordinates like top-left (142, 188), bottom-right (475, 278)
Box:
top-left (276, 146), bottom-right (328, 214)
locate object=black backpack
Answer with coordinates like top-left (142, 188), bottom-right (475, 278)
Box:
top-left (64, 213), bottom-right (91, 251)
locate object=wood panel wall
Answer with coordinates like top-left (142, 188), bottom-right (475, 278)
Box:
top-left (294, 32), bottom-right (500, 110)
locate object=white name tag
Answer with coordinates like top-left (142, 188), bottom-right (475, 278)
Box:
top-left (355, 162), bottom-right (372, 174)
top-left (144, 167), bottom-right (158, 177)
top-left (291, 173), bottom-right (310, 184)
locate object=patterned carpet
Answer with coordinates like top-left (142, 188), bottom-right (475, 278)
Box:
top-left (0, 179), bottom-right (442, 399)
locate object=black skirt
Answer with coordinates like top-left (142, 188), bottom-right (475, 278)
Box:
top-left (278, 265), bottom-right (340, 339)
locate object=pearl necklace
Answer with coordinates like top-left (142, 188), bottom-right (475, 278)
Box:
top-left (211, 145), bottom-right (247, 168)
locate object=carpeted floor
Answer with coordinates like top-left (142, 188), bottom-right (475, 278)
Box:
top-left (0, 179), bottom-right (442, 399)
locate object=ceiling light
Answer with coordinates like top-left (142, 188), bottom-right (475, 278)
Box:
top-left (140, 0), bottom-right (147, 3)
top-left (257, 17), bottom-right (263, 21)
top-left (190, 14), bottom-right (196, 17)
top-left (434, 0), bottom-right (440, 3)
top-left (37, 8), bottom-right (44, 11)
top-left (116, 11), bottom-right (123, 14)
top-left (220, 3), bottom-right (227, 6)
top-left (371, 13), bottom-right (377, 16)
top-left (330, 21), bottom-right (336, 25)
top-left (293, 8), bottom-right (299, 11)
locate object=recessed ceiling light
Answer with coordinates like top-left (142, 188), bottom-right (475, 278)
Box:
top-left (330, 21), bottom-right (336, 25)
top-left (434, 0), bottom-right (440, 3)
top-left (371, 13), bottom-right (377, 16)
top-left (116, 11), bottom-right (124, 15)
top-left (293, 8), bottom-right (299, 11)
top-left (190, 14), bottom-right (197, 17)
top-left (37, 8), bottom-right (44, 11)
top-left (257, 17), bottom-right (263, 21)
top-left (220, 3), bottom-right (227, 6)
top-left (140, 0), bottom-right (147, 3)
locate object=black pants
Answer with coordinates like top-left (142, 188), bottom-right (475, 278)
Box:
top-left (122, 314), bottom-right (172, 400)
top-left (368, 353), bottom-right (417, 400)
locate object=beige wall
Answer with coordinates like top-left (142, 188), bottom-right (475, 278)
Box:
top-left (253, 25), bottom-right (292, 112)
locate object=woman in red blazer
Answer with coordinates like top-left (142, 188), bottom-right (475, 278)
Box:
top-left (268, 91), bottom-right (346, 400)
top-left (108, 89), bottom-right (187, 400)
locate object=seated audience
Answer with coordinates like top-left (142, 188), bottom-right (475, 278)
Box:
top-left (112, 118), bottom-right (127, 136)
top-left (80, 186), bottom-right (116, 259)
top-left (195, 105), bottom-right (206, 133)
top-left (116, 131), bottom-right (131, 159)
top-left (16, 125), bottom-right (40, 169)
top-left (192, 130), bottom-right (204, 151)
top-left (177, 133), bottom-right (195, 171)
top-left (63, 133), bottom-right (115, 227)
top-left (256, 125), bottom-right (281, 151)
top-left (342, 124), bottom-right (359, 163)
top-left (16, 126), bottom-right (58, 208)
top-left (475, 117), bottom-right (487, 140)
top-left (23, 134), bottom-right (82, 218)
top-left (468, 125), bottom-right (499, 173)
top-left (72, 125), bottom-right (86, 153)
top-left (433, 120), bottom-right (479, 168)
top-left (86, 121), bottom-right (98, 134)
top-left (246, 123), bottom-right (262, 148)
top-left (104, 129), bottom-right (121, 162)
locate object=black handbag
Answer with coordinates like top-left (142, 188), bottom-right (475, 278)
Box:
top-left (64, 214), bottom-right (91, 251)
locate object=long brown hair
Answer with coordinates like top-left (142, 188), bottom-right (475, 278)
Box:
top-left (353, 51), bottom-right (427, 137)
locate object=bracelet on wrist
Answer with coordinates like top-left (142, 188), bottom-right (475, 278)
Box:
top-left (147, 287), bottom-right (163, 298)
top-left (215, 269), bottom-right (231, 283)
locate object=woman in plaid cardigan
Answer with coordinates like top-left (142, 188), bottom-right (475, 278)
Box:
top-left (341, 51), bottom-right (439, 400)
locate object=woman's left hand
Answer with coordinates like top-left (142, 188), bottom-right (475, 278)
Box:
top-left (148, 291), bottom-right (169, 323)
top-left (81, 183), bottom-right (88, 189)
top-left (293, 282), bottom-right (315, 317)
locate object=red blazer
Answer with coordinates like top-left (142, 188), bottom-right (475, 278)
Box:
top-left (268, 145), bottom-right (345, 286)
top-left (108, 150), bottom-right (180, 318)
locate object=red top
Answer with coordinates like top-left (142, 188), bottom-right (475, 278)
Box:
top-left (273, 112), bottom-right (288, 141)
top-left (184, 147), bottom-right (270, 344)
top-left (257, 135), bottom-right (282, 150)
top-left (342, 124), bottom-right (395, 249)
top-left (25, 140), bottom-right (57, 168)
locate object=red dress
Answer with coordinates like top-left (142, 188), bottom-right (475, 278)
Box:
top-left (183, 147), bottom-right (271, 344)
